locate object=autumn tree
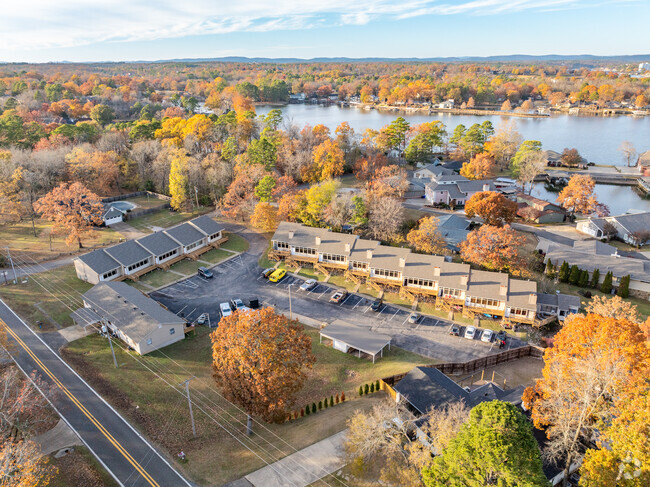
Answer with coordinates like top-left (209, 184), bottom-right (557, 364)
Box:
top-left (560, 148), bottom-right (583, 167)
top-left (303, 139), bottom-right (345, 183)
top-left (557, 174), bottom-right (602, 215)
top-left (367, 165), bottom-right (409, 198)
top-left (407, 216), bottom-right (448, 255)
top-left (254, 175), bottom-right (276, 202)
top-left (422, 401), bottom-right (547, 487)
top-left (460, 225), bottom-right (527, 275)
top-left (0, 160), bottom-right (24, 225)
top-left (464, 191), bottom-right (518, 227)
top-left (323, 193), bottom-right (354, 231)
top-left (516, 149), bottom-right (548, 193)
top-left (169, 149), bottom-right (189, 211)
top-left (404, 121), bottom-right (446, 163)
top-left (484, 120), bottom-right (522, 168)
top-left (510, 140), bottom-right (542, 177)
top-left (524, 314), bottom-right (650, 487)
top-left (367, 196), bottom-right (403, 242)
top-left (89, 104), bottom-right (114, 126)
top-left (34, 182), bottom-right (103, 248)
top-left (221, 169), bottom-right (258, 221)
top-left (211, 307), bottom-right (315, 434)
top-left (250, 202), bottom-right (278, 232)
top-left (619, 141), bottom-right (638, 167)
top-left (459, 153), bottom-right (496, 180)
top-left (296, 180), bottom-right (339, 227)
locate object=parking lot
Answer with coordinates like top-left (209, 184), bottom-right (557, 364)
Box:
top-left (149, 227), bottom-right (526, 363)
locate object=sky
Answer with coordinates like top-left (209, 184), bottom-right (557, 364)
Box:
top-left (0, 0), bottom-right (648, 63)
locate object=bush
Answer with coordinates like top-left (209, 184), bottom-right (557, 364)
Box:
top-left (370, 383), bottom-right (375, 393)
top-left (568, 265), bottom-right (580, 285)
top-left (590, 268), bottom-right (600, 288)
top-left (341, 391), bottom-right (345, 402)
top-left (318, 400), bottom-right (323, 410)
top-left (335, 394), bottom-right (340, 404)
top-left (600, 271), bottom-right (613, 294)
top-left (578, 269), bottom-right (589, 288)
top-left (375, 379), bottom-right (380, 391)
top-left (358, 386), bottom-right (363, 396)
top-left (311, 403), bottom-right (317, 414)
top-left (330, 396), bottom-right (334, 407)
top-left (545, 260), bottom-right (555, 277)
top-left (364, 384), bottom-right (369, 395)
top-left (324, 398), bottom-right (328, 409)
top-left (558, 261), bottom-right (570, 282)
top-left (617, 274), bottom-right (630, 298)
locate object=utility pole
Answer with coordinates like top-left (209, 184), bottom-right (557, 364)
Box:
top-left (5, 247), bottom-right (16, 284)
top-left (180, 377), bottom-right (197, 438)
top-left (288, 283), bottom-right (293, 320)
top-left (104, 322), bottom-right (118, 368)
top-left (194, 186), bottom-right (200, 210)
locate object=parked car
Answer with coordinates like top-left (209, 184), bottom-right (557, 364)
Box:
top-left (496, 330), bottom-right (507, 342)
top-left (330, 290), bottom-right (348, 303)
top-left (408, 313), bottom-right (421, 324)
top-left (450, 324), bottom-right (461, 336)
top-left (230, 298), bottom-right (247, 311)
top-left (219, 302), bottom-right (232, 318)
top-left (196, 313), bottom-right (209, 325)
top-left (268, 269), bottom-right (286, 282)
top-left (300, 279), bottom-right (317, 291)
top-left (481, 329), bottom-right (495, 343)
top-left (198, 267), bottom-right (213, 279)
top-left (370, 298), bottom-right (383, 312)
top-left (261, 268), bottom-right (274, 278)
top-left (464, 326), bottom-right (476, 340)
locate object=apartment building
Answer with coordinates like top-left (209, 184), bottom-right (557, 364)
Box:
top-left (271, 222), bottom-right (552, 325)
top-left (74, 216), bottom-right (226, 284)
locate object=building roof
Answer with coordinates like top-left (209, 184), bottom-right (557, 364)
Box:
top-left (571, 240), bottom-right (617, 256)
top-left (76, 249), bottom-right (121, 275)
top-left (557, 293), bottom-right (582, 311)
top-left (104, 240), bottom-right (153, 267)
top-left (416, 164), bottom-right (453, 177)
top-left (608, 211), bottom-right (650, 236)
top-left (438, 261), bottom-right (471, 290)
top-left (437, 214), bottom-right (471, 231)
top-left (320, 320), bottom-right (391, 357)
top-left (348, 238), bottom-right (380, 264)
top-left (164, 222), bottom-right (206, 247)
top-left (189, 215), bottom-right (224, 236)
top-left (369, 245), bottom-right (411, 272)
top-left (103, 207), bottom-right (124, 220)
top-left (402, 253), bottom-right (446, 280)
top-left (272, 221), bottom-right (324, 248)
top-left (71, 307), bottom-right (102, 327)
top-left (137, 231), bottom-right (181, 256)
top-left (466, 270), bottom-right (509, 301)
top-left (393, 367), bottom-right (470, 415)
top-left (506, 279), bottom-right (538, 311)
top-left (82, 281), bottom-right (185, 342)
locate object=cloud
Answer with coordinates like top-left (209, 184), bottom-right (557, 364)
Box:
top-left (0, 0), bottom-right (635, 51)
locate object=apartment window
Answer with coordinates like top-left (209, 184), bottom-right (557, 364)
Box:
top-left (321, 253), bottom-right (346, 263)
top-left (186, 241), bottom-right (202, 252)
top-left (469, 297), bottom-right (501, 308)
top-left (405, 278), bottom-right (435, 288)
top-left (102, 269), bottom-right (118, 279)
top-left (351, 261), bottom-right (368, 270)
top-left (146, 338), bottom-right (152, 346)
top-left (277, 241), bottom-right (289, 250)
top-left (169, 328), bottom-right (175, 335)
top-left (293, 246), bottom-right (316, 256)
top-left (127, 259), bottom-right (150, 272)
top-left (510, 308), bottom-right (529, 317)
top-left (440, 287), bottom-right (461, 298)
top-left (374, 268), bottom-right (400, 279)
top-left (158, 249), bottom-right (177, 261)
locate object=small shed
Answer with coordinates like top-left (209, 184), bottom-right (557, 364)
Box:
top-left (103, 206), bottom-right (125, 226)
top-left (319, 320), bottom-right (391, 363)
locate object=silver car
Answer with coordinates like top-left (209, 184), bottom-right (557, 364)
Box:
top-left (300, 279), bottom-right (317, 291)
top-left (464, 326), bottom-right (476, 340)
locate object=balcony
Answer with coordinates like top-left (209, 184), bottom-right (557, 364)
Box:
top-left (291, 254), bottom-right (319, 264)
top-left (319, 260), bottom-right (349, 270)
top-left (466, 304), bottom-right (506, 317)
top-left (404, 284), bottom-right (438, 296)
top-left (370, 276), bottom-right (402, 286)
top-left (440, 295), bottom-right (465, 306)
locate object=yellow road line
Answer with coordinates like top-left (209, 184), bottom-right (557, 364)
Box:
top-left (2, 320), bottom-right (160, 487)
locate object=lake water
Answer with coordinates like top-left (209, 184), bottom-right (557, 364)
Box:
top-left (257, 103), bottom-right (650, 215)
top-left (257, 104), bottom-right (650, 166)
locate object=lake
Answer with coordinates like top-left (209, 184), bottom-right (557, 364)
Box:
top-left (257, 104), bottom-right (650, 166)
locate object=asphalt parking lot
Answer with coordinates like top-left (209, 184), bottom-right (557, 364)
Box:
top-left (149, 225), bottom-right (526, 363)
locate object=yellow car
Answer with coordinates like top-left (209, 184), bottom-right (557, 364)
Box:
top-left (268, 269), bottom-right (286, 282)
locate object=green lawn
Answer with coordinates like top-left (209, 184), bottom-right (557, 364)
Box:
top-left (199, 248), bottom-right (232, 264)
top-left (220, 233), bottom-right (249, 253)
top-left (0, 219), bottom-right (121, 262)
top-left (134, 268), bottom-right (182, 289)
top-left (168, 258), bottom-right (204, 276)
top-left (124, 195), bottom-right (168, 209)
top-left (382, 291), bottom-right (412, 308)
top-left (258, 241), bottom-right (276, 269)
top-left (62, 323), bottom-right (432, 485)
top-left (127, 207), bottom-right (212, 233)
top-left (0, 265), bottom-right (91, 330)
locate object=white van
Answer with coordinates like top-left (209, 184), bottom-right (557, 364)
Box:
top-left (219, 302), bottom-right (232, 318)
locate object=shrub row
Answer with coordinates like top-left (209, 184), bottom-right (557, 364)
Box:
top-left (288, 392), bottom-right (346, 421)
top-left (546, 261), bottom-right (630, 297)
top-left (359, 380), bottom-right (381, 396)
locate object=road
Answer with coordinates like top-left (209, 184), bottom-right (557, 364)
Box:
top-left (0, 300), bottom-right (192, 487)
top-left (151, 224), bottom-right (525, 363)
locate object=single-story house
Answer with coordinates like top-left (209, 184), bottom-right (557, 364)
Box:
top-left (136, 231), bottom-right (183, 266)
top-left (164, 222), bottom-right (208, 256)
top-left (436, 214), bottom-right (471, 252)
top-left (576, 211), bottom-right (650, 246)
top-left (74, 249), bottom-right (123, 284)
top-left (544, 149), bottom-right (587, 168)
top-left (319, 320), bottom-right (391, 363)
top-left (79, 281), bottom-right (187, 355)
top-left (102, 206), bottom-right (125, 226)
top-left (104, 240), bottom-right (154, 278)
top-left (189, 215), bottom-right (225, 244)
top-left (516, 192), bottom-right (566, 223)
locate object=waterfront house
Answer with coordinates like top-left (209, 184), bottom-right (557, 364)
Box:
top-left (638, 151), bottom-right (650, 176)
top-left (413, 164), bottom-right (452, 180)
top-left (576, 211), bottom-right (650, 246)
top-left (425, 176), bottom-right (495, 206)
top-left (516, 192), bottom-right (566, 223)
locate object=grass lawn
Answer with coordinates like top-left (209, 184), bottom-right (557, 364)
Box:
top-left (134, 268), bottom-right (182, 289)
top-left (258, 241), bottom-right (275, 269)
top-left (62, 324), bottom-right (433, 485)
top-left (337, 174), bottom-right (359, 189)
top-left (124, 195), bottom-right (168, 210)
top-left (382, 292), bottom-right (411, 308)
top-left (0, 264), bottom-right (91, 330)
top-left (606, 239), bottom-right (650, 253)
top-left (0, 219), bottom-right (121, 262)
top-left (168, 258), bottom-right (204, 276)
top-left (199, 248), bottom-right (232, 265)
top-left (127, 207), bottom-right (212, 233)
top-left (49, 446), bottom-right (118, 487)
top-left (220, 233), bottom-right (249, 253)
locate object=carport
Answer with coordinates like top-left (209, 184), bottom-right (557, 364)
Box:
top-left (319, 319), bottom-right (391, 363)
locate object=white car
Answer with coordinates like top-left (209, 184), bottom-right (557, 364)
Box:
top-left (464, 326), bottom-right (476, 340)
top-left (481, 329), bottom-right (494, 343)
top-left (219, 302), bottom-right (232, 318)
top-left (300, 279), bottom-right (317, 291)
top-left (196, 313), bottom-right (209, 325)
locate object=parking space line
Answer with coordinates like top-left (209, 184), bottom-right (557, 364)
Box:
top-left (390, 309), bottom-right (399, 320)
top-left (352, 298), bottom-right (362, 310)
top-left (401, 315), bottom-right (410, 326)
top-left (185, 308), bottom-right (197, 320)
top-left (318, 289), bottom-right (328, 299)
top-left (177, 305), bottom-right (187, 316)
top-left (340, 295), bottom-right (352, 306)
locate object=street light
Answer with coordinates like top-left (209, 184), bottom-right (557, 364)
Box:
top-left (288, 282), bottom-right (294, 320)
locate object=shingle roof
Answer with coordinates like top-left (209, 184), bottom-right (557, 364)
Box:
top-left (608, 212), bottom-right (650, 235)
top-left (103, 207), bottom-right (124, 220)
top-left (369, 245), bottom-right (411, 271)
top-left (507, 279), bottom-right (538, 311)
top-left (466, 270), bottom-right (508, 301)
top-left (104, 240), bottom-right (153, 267)
top-left (137, 232), bottom-right (181, 256)
top-left (82, 281), bottom-right (185, 342)
top-left (77, 249), bottom-right (121, 275)
top-left (164, 222), bottom-right (206, 247)
top-left (348, 238), bottom-right (380, 263)
top-left (402, 253), bottom-right (446, 280)
top-left (189, 215), bottom-right (224, 236)
top-left (71, 307), bottom-right (102, 327)
top-left (393, 367), bottom-right (470, 415)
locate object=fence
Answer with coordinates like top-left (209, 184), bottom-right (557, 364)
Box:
top-left (101, 191), bottom-right (172, 203)
top-left (380, 345), bottom-right (544, 398)
top-left (126, 204), bottom-right (171, 220)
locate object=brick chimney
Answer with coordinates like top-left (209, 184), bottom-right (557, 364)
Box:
top-left (529, 293), bottom-right (537, 305)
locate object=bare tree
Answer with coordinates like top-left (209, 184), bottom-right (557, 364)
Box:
top-left (323, 193), bottom-right (354, 230)
top-left (619, 141), bottom-right (638, 167)
top-left (367, 196), bottom-right (404, 241)
top-left (517, 151), bottom-right (548, 194)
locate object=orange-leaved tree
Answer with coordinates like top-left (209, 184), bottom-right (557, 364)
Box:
top-left (211, 307), bottom-right (315, 434)
top-left (464, 191), bottom-right (518, 227)
top-left (459, 224), bottom-right (526, 274)
top-left (459, 153), bottom-right (496, 180)
top-left (34, 182), bottom-right (103, 248)
top-left (303, 139), bottom-right (345, 183)
top-left (523, 314), bottom-right (650, 487)
top-left (407, 216), bottom-right (448, 255)
top-left (556, 174), bottom-right (604, 216)
top-left (250, 201), bottom-right (279, 232)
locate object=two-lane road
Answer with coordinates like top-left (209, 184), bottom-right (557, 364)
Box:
top-left (0, 299), bottom-right (192, 487)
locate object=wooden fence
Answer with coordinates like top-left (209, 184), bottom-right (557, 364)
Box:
top-left (126, 204), bottom-right (171, 220)
top-left (101, 191), bottom-right (171, 203)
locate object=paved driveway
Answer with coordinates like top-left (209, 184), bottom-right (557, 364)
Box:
top-left (149, 225), bottom-right (525, 363)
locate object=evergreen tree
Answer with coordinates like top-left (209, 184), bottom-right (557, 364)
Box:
top-left (568, 265), bottom-right (581, 285)
top-left (358, 386), bottom-right (363, 396)
top-left (329, 396), bottom-right (334, 407)
top-left (364, 384), bottom-right (369, 395)
top-left (590, 268), bottom-right (600, 289)
top-left (600, 271), bottom-right (613, 294)
top-left (558, 261), bottom-right (570, 282)
top-left (578, 269), bottom-right (589, 288)
top-left (545, 260), bottom-right (555, 277)
top-left (305, 405), bottom-right (310, 415)
top-left (616, 274), bottom-right (630, 298)
top-left (311, 403), bottom-right (317, 414)
top-left (375, 379), bottom-right (380, 391)
top-left (318, 400), bottom-right (322, 410)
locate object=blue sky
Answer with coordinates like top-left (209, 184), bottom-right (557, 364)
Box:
top-left (0, 1), bottom-right (647, 62)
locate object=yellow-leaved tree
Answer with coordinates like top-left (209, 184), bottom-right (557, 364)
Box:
top-left (169, 149), bottom-right (189, 211)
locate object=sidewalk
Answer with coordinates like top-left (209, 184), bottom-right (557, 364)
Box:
top-left (244, 430), bottom-right (347, 487)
